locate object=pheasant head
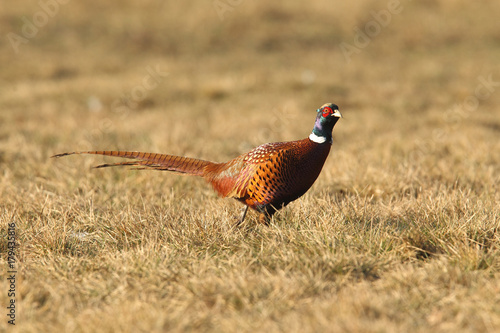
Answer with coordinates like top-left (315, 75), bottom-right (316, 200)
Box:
top-left (309, 103), bottom-right (342, 144)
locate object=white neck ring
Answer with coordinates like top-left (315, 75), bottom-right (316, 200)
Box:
top-left (309, 132), bottom-right (327, 144)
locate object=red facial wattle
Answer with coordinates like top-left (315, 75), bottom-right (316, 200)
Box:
top-left (322, 107), bottom-right (332, 117)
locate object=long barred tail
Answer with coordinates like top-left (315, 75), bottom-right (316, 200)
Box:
top-left (51, 151), bottom-right (215, 176)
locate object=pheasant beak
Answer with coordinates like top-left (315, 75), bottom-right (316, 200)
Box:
top-left (332, 109), bottom-right (342, 118)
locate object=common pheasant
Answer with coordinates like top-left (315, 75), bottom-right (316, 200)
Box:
top-left (53, 103), bottom-right (342, 224)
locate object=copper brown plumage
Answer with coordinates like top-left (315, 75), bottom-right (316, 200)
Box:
top-left (52, 103), bottom-right (342, 224)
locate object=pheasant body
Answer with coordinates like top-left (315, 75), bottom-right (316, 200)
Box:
top-left (205, 139), bottom-right (331, 216)
top-left (53, 103), bottom-right (342, 224)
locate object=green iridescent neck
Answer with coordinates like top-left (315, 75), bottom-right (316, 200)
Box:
top-left (309, 116), bottom-right (333, 144)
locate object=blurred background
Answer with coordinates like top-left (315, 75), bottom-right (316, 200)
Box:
top-left (1, 0), bottom-right (500, 201)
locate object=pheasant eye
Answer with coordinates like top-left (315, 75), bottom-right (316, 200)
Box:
top-left (322, 107), bottom-right (332, 117)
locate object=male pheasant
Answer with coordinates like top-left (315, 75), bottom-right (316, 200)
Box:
top-left (53, 103), bottom-right (342, 224)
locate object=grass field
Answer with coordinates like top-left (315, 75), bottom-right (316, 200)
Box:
top-left (1, 0), bottom-right (500, 331)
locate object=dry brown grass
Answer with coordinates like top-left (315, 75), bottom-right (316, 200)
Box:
top-left (1, 0), bottom-right (500, 332)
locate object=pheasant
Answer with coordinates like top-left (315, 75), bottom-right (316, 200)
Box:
top-left (52, 103), bottom-right (342, 224)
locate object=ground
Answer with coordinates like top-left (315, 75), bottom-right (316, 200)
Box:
top-left (1, 0), bottom-right (500, 332)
